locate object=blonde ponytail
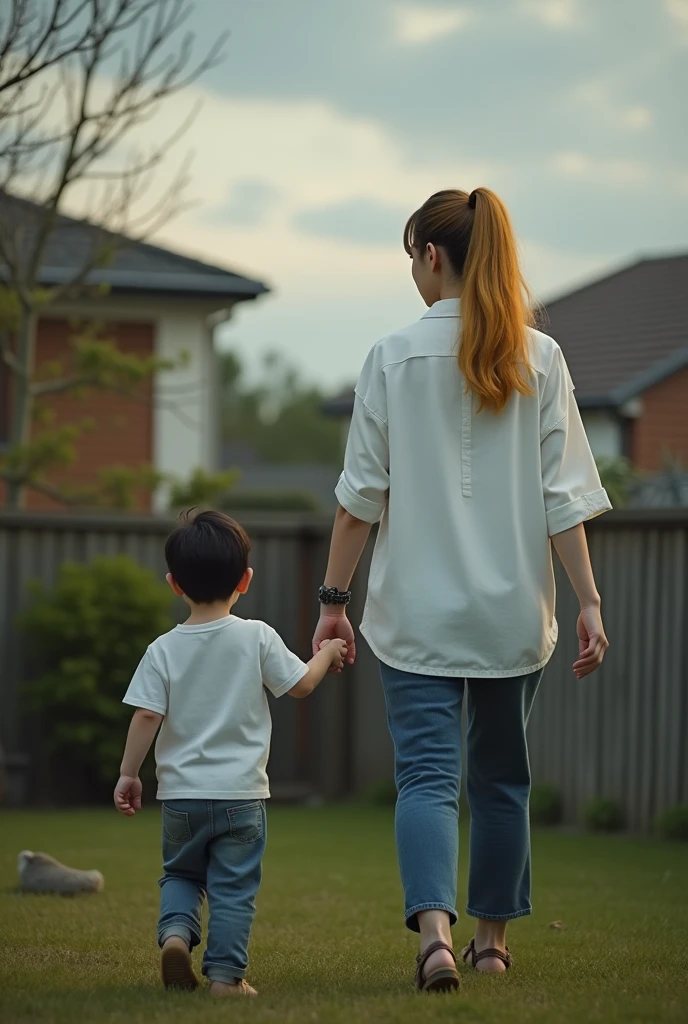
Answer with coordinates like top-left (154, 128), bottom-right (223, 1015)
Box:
top-left (404, 188), bottom-right (535, 412)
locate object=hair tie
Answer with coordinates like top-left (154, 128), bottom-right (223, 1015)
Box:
top-left (468, 190), bottom-right (477, 210)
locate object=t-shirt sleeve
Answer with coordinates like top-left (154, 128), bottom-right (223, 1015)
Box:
top-left (540, 347), bottom-right (612, 536)
top-left (122, 648), bottom-right (168, 715)
top-left (260, 626), bottom-right (309, 698)
top-left (335, 345), bottom-right (389, 524)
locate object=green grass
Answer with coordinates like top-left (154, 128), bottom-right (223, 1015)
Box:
top-left (1, 806), bottom-right (687, 1023)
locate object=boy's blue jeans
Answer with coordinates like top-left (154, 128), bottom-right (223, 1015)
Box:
top-left (157, 798), bottom-right (266, 983)
top-left (380, 662), bottom-right (542, 932)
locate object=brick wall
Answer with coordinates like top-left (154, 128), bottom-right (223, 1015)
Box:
top-left (631, 365), bottom-right (688, 472)
top-left (0, 317), bottom-right (154, 511)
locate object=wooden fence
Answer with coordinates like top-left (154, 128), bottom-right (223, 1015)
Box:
top-left (0, 510), bottom-right (686, 831)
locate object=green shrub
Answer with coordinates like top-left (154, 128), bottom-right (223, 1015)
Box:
top-left (595, 456), bottom-right (641, 508)
top-left (22, 555), bottom-right (174, 782)
top-left (530, 783), bottom-right (563, 825)
top-left (167, 466), bottom-right (241, 511)
top-left (656, 805), bottom-right (688, 841)
top-left (583, 796), bottom-right (626, 832)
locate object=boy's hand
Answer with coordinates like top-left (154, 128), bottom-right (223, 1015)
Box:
top-left (319, 638), bottom-right (348, 672)
top-left (114, 775), bottom-right (143, 816)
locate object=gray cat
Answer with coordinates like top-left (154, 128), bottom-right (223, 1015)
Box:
top-left (18, 850), bottom-right (104, 895)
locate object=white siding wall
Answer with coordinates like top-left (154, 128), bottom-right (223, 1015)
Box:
top-left (153, 313), bottom-right (218, 511)
top-left (581, 410), bottom-right (622, 460)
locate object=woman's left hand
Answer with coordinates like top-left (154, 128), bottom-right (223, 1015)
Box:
top-left (312, 610), bottom-right (356, 669)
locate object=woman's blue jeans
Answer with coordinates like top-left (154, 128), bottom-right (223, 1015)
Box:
top-left (380, 663), bottom-right (542, 932)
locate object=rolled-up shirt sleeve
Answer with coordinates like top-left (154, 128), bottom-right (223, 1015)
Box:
top-left (540, 348), bottom-right (612, 536)
top-left (335, 387), bottom-right (389, 524)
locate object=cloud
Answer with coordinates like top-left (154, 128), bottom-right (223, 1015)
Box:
top-left (665, 0), bottom-right (688, 25)
top-left (47, 75), bottom-right (491, 309)
top-left (551, 151), bottom-right (649, 185)
top-left (665, 0), bottom-right (688, 43)
top-left (572, 79), bottom-right (654, 133)
top-left (622, 105), bottom-right (653, 130)
top-left (295, 198), bottom-right (408, 246)
top-left (394, 3), bottom-right (474, 45)
top-left (211, 179), bottom-right (280, 227)
top-left (522, 0), bottom-right (579, 29)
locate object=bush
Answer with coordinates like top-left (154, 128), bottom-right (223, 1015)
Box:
top-left (167, 466), bottom-right (241, 511)
top-left (656, 805), bottom-right (688, 841)
top-left (22, 555), bottom-right (174, 783)
top-left (530, 784), bottom-right (563, 825)
top-left (595, 456), bottom-right (641, 508)
top-left (583, 796), bottom-right (626, 832)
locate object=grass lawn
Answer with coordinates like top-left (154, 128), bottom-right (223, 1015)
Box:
top-left (1, 805), bottom-right (687, 1023)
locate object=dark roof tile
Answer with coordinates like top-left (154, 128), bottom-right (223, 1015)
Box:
top-left (542, 254), bottom-right (688, 403)
top-left (0, 192), bottom-right (268, 301)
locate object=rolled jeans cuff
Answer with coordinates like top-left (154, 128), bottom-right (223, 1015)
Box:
top-left (203, 961), bottom-right (247, 982)
top-left (465, 905), bottom-right (532, 921)
top-left (158, 921), bottom-right (198, 949)
top-left (404, 901), bottom-right (458, 933)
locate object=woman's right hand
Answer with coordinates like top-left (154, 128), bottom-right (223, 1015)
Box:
top-left (313, 610), bottom-right (356, 668)
top-left (573, 604), bottom-right (609, 679)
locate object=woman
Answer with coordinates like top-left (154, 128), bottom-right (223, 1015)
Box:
top-left (313, 188), bottom-right (611, 993)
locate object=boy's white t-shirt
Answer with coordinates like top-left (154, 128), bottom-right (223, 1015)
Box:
top-left (122, 616), bottom-right (308, 800)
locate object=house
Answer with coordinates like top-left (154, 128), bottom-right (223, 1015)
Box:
top-left (543, 254), bottom-right (688, 471)
top-left (0, 195), bottom-right (269, 511)
top-left (324, 255), bottom-right (688, 473)
top-left (220, 442), bottom-right (340, 513)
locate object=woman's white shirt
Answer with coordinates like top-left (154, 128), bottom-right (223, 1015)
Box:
top-left (335, 298), bottom-right (611, 678)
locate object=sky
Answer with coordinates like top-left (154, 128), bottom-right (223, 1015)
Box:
top-left (63, 0), bottom-right (688, 389)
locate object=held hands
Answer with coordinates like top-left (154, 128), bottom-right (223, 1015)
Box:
top-left (313, 609), bottom-right (356, 670)
top-left (573, 604), bottom-right (609, 679)
top-left (114, 775), bottom-right (143, 816)
top-left (318, 638), bottom-right (349, 672)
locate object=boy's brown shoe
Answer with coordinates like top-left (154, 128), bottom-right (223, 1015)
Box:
top-left (161, 935), bottom-right (198, 991)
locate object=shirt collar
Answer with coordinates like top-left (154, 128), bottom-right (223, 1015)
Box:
top-left (421, 298), bottom-right (461, 320)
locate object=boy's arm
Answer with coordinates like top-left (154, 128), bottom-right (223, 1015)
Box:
top-left (289, 640), bottom-right (348, 699)
top-left (114, 707), bottom-right (164, 816)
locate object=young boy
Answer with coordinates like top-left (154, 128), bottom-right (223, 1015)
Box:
top-left (114, 509), bottom-right (347, 998)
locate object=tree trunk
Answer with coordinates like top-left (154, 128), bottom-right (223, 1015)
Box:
top-left (6, 307), bottom-right (37, 509)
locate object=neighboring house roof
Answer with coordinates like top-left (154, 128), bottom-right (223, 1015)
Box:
top-left (0, 192), bottom-right (269, 302)
top-left (543, 254), bottom-right (688, 408)
top-left (323, 253), bottom-right (688, 417)
top-left (220, 444), bottom-right (340, 512)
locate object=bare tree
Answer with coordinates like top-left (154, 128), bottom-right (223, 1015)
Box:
top-left (0, 0), bottom-right (227, 508)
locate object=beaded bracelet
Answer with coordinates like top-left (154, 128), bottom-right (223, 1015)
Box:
top-left (318, 585), bottom-right (352, 606)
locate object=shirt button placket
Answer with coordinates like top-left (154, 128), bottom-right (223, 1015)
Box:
top-left (461, 387), bottom-right (472, 498)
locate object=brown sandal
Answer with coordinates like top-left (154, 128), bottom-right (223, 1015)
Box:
top-left (461, 938), bottom-right (512, 972)
top-left (415, 940), bottom-right (461, 993)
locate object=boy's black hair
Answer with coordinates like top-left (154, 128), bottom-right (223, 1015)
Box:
top-left (165, 509), bottom-right (251, 604)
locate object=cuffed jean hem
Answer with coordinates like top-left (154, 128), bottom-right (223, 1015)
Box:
top-left (465, 906), bottom-right (532, 922)
top-left (405, 902), bottom-right (458, 933)
top-left (203, 962), bottom-right (247, 983)
top-left (158, 922), bottom-right (200, 949)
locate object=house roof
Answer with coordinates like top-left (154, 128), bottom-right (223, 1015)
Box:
top-left (0, 192), bottom-right (269, 303)
top-left (542, 254), bottom-right (688, 408)
top-left (323, 253), bottom-right (688, 417)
